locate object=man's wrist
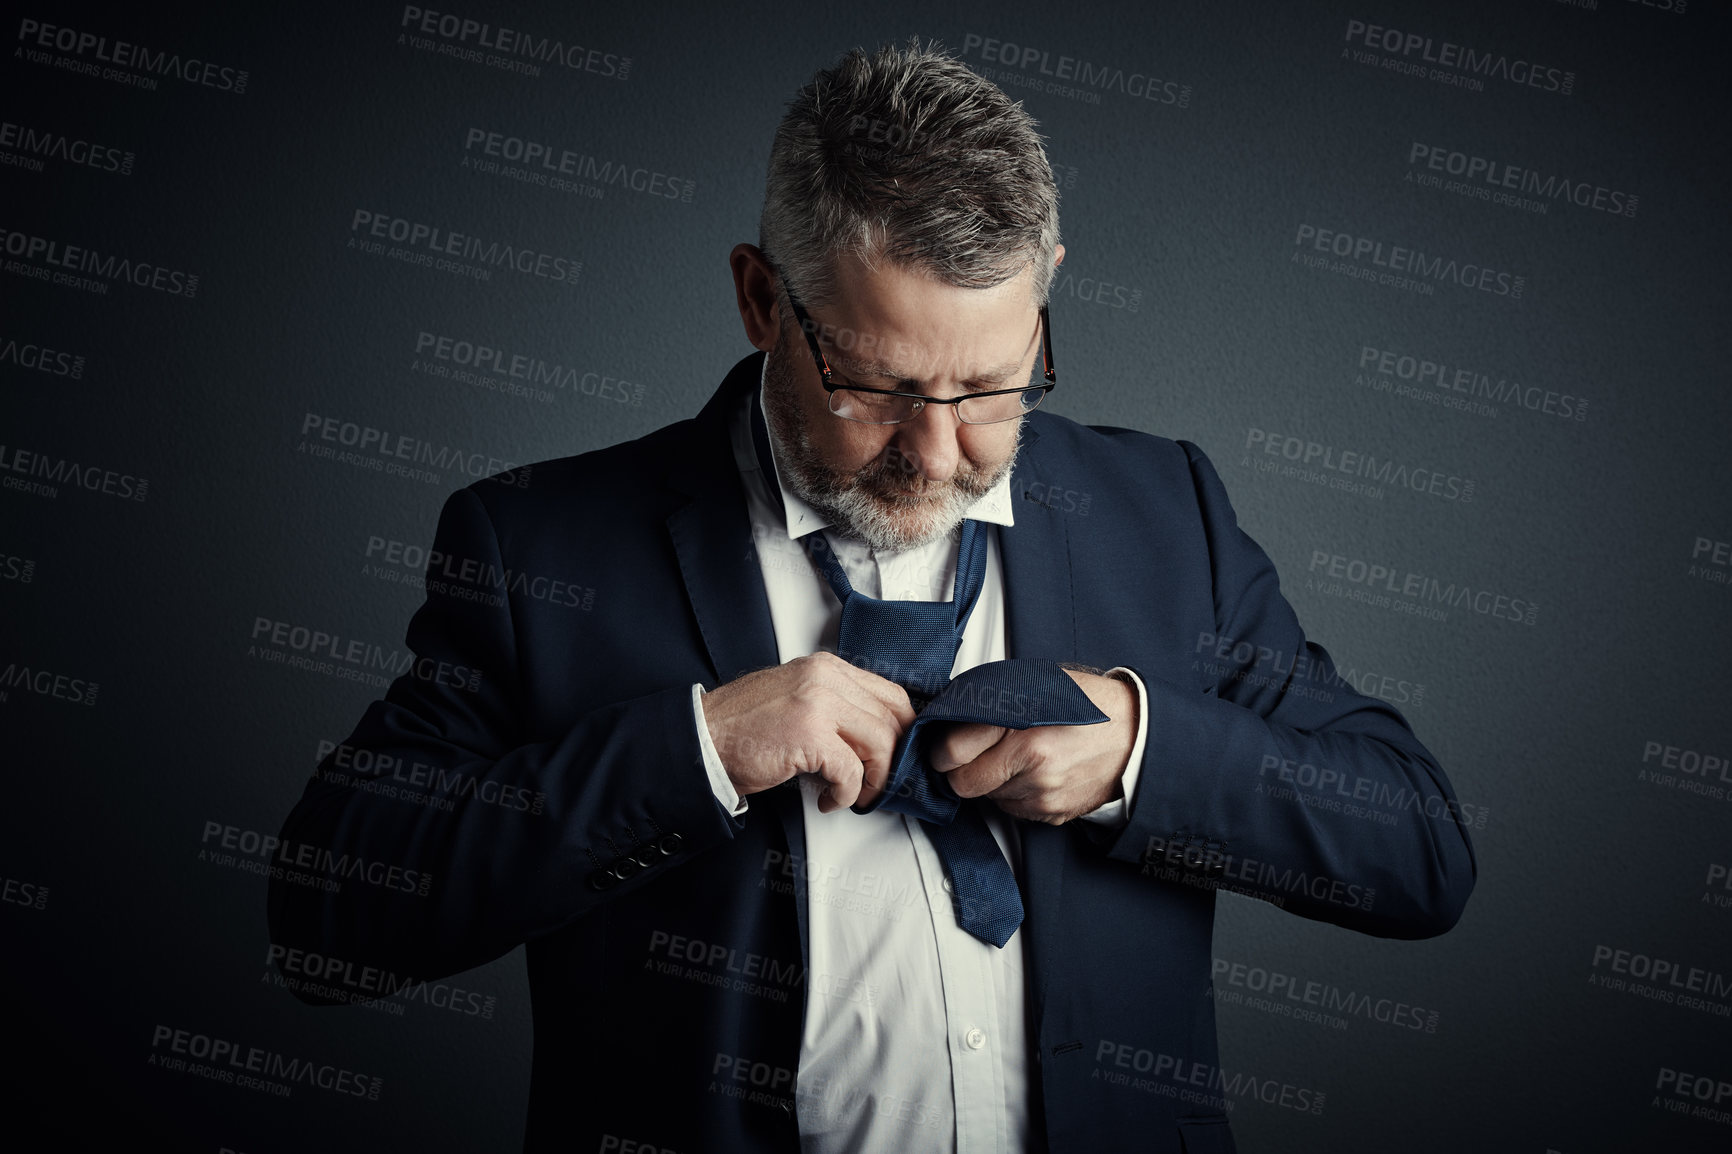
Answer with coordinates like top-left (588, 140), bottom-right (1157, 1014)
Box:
top-left (1077, 666), bottom-right (1148, 826)
top-left (693, 683), bottom-right (748, 817)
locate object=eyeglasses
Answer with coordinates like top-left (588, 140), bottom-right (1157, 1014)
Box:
top-left (777, 273), bottom-right (1056, 425)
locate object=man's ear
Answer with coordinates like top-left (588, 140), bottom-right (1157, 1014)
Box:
top-left (1053, 243), bottom-right (1065, 268)
top-left (730, 243), bottom-right (781, 352)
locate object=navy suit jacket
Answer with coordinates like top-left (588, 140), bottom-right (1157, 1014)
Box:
top-left (270, 350), bottom-right (1476, 1153)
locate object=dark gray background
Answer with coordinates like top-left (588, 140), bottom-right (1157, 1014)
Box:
top-left (4, 0), bottom-right (1729, 1150)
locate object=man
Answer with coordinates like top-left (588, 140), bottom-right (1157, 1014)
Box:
top-left (270, 40), bottom-right (1475, 1153)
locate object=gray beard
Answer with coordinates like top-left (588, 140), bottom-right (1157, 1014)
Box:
top-left (760, 336), bottom-right (1020, 553)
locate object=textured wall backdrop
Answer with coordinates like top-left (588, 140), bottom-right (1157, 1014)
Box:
top-left (3, 0), bottom-right (1729, 1150)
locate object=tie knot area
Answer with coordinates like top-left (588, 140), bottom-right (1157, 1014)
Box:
top-left (913, 658), bottom-right (1109, 730)
top-left (854, 658), bottom-right (1110, 819)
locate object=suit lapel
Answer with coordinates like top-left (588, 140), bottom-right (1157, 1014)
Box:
top-left (1000, 419), bottom-right (1077, 1046)
top-left (664, 351), bottom-right (810, 973)
top-left (1001, 420), bottom-right (1075, 663)
top-left (664, 351), bottom-right (780, 686)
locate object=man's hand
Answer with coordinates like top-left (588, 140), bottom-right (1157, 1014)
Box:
top-left (928, 669), bottom-right (1138, 825)
top-left (700, 652), bottom-right (918, 813)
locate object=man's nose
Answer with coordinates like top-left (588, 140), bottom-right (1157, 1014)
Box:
top-left (887, 400), bottom-right (960, 485)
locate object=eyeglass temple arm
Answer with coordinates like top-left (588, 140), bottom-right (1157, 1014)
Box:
top-left (1039, 305), bottom-right (1055, 383)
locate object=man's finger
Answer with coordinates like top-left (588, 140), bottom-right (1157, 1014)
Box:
top-left (927, 721), bottom-right (1007, 774)
top-left (942, 732), bottom-right (1023, 799)
top-left (828, 655), bottom-right (919, 729)
top-left (810, 734), bottom-right (865, 813)
top-left (829, 695), bottom-right (908, 810)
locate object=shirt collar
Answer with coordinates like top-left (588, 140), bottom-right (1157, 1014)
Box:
top-left (747, 354), bottom-right (1016, 541)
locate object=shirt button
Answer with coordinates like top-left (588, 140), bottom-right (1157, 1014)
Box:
top-left (964, 1027), bottom-right (987, 1051)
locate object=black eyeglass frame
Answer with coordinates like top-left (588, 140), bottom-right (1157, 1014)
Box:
top-left (776, 273), bottom-right (1056, 425)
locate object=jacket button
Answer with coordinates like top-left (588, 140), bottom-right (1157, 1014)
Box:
top-left (658, 833), bottom-right (684, 856)
top-left (610, 857), bottom-right (640, 881)
top-left (588, 870), bottom-right (616, 891)
top-left (633, 849), bottom-right (660, 869)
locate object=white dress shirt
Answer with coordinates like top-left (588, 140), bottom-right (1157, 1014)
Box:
top-left (689, 359), bottom-right (1150, 1153)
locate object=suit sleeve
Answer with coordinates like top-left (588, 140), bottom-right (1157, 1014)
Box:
top-left (1101, 442), bottom-right (1477, 939)
top-left (267, 482), bottom-right (744, 996)
top-left (1075, 667), bottom-right (1149, 828)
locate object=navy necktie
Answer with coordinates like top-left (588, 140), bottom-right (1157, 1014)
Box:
top-left (750, 390), bottom-right (1108, 948)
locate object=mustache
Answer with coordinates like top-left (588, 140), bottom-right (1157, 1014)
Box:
top-left (855, 445), bottom-right (986, 496)
top-left (858, 464), bottom-right (959, 501)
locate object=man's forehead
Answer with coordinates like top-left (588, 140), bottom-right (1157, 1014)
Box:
top-left (816, 258), bottom-right (1041, 383)
top-left (826, 335), bottom-right (1035, 386)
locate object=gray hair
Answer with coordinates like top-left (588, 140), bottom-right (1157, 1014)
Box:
top-left (758, 37), bottom-right (1061, 313)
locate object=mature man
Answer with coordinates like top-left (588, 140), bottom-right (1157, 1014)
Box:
top-left (270, 41), bottom-right (1475, 1153)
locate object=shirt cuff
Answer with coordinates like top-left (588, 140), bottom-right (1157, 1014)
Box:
top-left (1077, 667), bottom-right (1148, 828)
top-left (693, 683), bottom-right (748, 817)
